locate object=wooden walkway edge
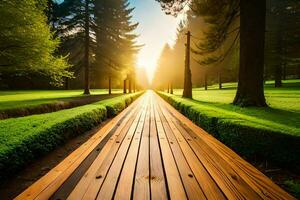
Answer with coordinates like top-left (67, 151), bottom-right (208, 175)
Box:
top-left (15, 91), bottom-right (295, 200)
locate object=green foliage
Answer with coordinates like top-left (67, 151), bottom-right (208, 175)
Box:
top-left (53, 0), bottom-right (140, 87)
top-left (157, 81), bottom-right (300, 167)
top-left (156, 0), bottom-right (240, 65)
top-left (95, 0), bottom-right (140, 76)
top-left (0, 92), bottom-right (143, 179)
top-left (191, 0), bottom-right (240, 65)
top-left (284, 180), bottom-right (300, 199)
top-left (265, 0), bottom-right (300, 80)
top-left (0, 0), bottom-right (71, 86)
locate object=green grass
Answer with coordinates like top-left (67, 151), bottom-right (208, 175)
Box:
top-left (0, 89), bottom-right (122, 110)
top-left (158, 80), bottom-right (300, 167)
top-left (171, 79), bottom-right (300, 136)
top-left (284, 180), bottom-right (300, 199)
top-left (0, 92), bottom-right (143, 179)
top-left (173, 80), bottom-right (300, 113)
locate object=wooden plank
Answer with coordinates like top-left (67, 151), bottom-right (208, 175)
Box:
top-left (179, 117), bottom-right (295, 200)
top-left (149, 97), bottom-right (168, 200)
top-left (66, 97), bottom-right (144, 200)
top-left (165, 111), bottom-right (261, 199)
top-left (132, 95), bottom-right (151, 200)
top-left (95, 99), bottom-right (148, 200)
top-left (156, 101), bottom-right (206, 200)
top-left (157, 93), bottom-right (294, 199)
top-left (153, 98), bottom-right (187, 200)
top-left (157, 99), bottom-right (226, 200)
top-left (15, 96), bottom-right (143, 200)
top-left (114, 97), bottom-right (150, 200)
top-left (79, 97), bottom-right (146, 200)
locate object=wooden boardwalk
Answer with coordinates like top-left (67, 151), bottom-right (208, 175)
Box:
top-left (16, 91), bottom-right (294, 200)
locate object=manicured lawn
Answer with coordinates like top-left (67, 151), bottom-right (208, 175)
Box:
top-left (0, 89), bottom-right (122, 110)
top-left (172, 80), bottom-right (300, 113)
top-left (170, 79), bottom-right (300, 136)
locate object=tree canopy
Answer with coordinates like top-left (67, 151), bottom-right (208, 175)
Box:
top-left (0, 0), bottom-right (71, 86)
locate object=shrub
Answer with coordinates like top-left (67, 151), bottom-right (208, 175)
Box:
top-left (0, 92), bottom-right (143, 179)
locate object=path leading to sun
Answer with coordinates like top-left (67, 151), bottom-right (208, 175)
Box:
top-left (16, 91), bottom-right (294, 200)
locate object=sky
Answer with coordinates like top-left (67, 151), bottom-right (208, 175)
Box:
top-left (129, 0), bottom-right (183, 82)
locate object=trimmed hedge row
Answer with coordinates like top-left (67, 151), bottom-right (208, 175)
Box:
top-left (0, 92), bottom-right (143, 179)
top-left (158, 92), bottom-right (300, 169)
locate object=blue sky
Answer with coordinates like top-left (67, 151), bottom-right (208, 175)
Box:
top-left (129, 0), bottom-right (182, 81)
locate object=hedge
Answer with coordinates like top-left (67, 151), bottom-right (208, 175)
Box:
top-left (158, 92), bottom-right (300, 169)
top-left (0, 92), bottom-right (143, 179)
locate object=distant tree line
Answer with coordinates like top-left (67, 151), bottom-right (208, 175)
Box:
top-left (154, 0), bottom-right (299, 106)
top-left (0, 0), bottom-right (140, 92)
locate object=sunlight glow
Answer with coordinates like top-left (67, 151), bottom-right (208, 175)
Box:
top-left (130, 0), bottom-right (186, 83)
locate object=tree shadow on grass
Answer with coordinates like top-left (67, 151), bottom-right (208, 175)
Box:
top-left (0, 94), bottom-right (121, 119)
top-left (190, 98), bottom-right (300, 136)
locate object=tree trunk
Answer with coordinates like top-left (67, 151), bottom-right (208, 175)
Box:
top-left (274, 65), bottom-right (282, 87)
top-left (83, 0), bottom-right (90, 95)
top-left (167, 84), bottom-right (170, 93)
top-left (108, 76), bottom-right (112, 95)
top-left (297, 65), bottom-right (300, 79)
top-left (282, 64), bottom-right (287, 80)
top-left (129, 78), bottom-right (132, 93)
top-left (170, 83), bottom-right (173, 94)
top-left (65, 77), bottom-right (69, 90)
top-left (123, 79), bottom-right (127, 94)
top-left (218, 72), bottom-right (222, 89)
top-left (233, 0), bottom-right (267, 106)
top-left (133, 79), bottom-right (136, 92)
top-left (204, 72), bottom-right (208, 90)
top-left (182, 31), bottom-right (192, 98)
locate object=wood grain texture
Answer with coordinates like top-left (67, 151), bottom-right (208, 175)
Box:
top-left (157, 99), bottom-right (226, 200)
top-left (133, 97), bottom-right (151, 200)
top-left (148, 98), bottom-right (168, 200)
top-left (153, 100), bottom-right (187, 200)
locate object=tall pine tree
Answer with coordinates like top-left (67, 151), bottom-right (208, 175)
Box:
top-left (53, 0), bottom-right (140, 90)
top-left (94, 0), bottom-right (140, 87)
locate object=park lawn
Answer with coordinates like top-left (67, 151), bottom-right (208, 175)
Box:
top-left (170, 79), bottom-right (300, 136)
top-left (173, 79), bottom-right (300, 113)
top-left (0, 92), bottom-right (143, 179)
top-left (0, 89), bottom-right (122, 111)
top-left (159, 79), bottom-right (300, 167)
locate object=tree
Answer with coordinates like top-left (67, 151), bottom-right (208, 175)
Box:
top-left (0, 0), bottom-right (71, 87)
top-left (183, 31), bottom-right (192, 98)
top-left (53, 0), bottom-right (140, 90)
top-left (51, 0), bottom-right (95, 91)
top-left (153, 44), bottom-right (173, 90)
top-left (265, 0), bottom-right (300, 87)
top-left (233, 0), bottom-right (267, 106)
top-left (156, 0), bottom-right (268, 106)
top-left (94, 0), bottom-right (140, 87)
top-left (83, 0), bottom-right (90, 94)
